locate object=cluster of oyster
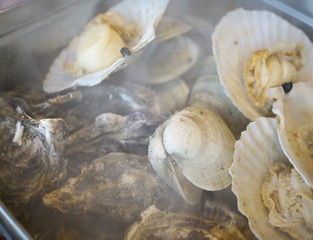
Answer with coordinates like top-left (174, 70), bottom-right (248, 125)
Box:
top-left (1, 0), bottom-right (313, 239)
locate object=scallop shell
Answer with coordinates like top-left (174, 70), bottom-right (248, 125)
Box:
top-left (187, 75), bottom-right (249, 139)
top-left (269, 81), bottom-right (313, 188)
top-left (212, 8), bottom-right (313, 121)
top-left (43, 0), bottom-right (169, 93)
top-left (148, 106), bottom-right (235, 201)
top-left (125, 36), bottom-right (199, 84)
top-left (229, 117), bottom-right (292, 240)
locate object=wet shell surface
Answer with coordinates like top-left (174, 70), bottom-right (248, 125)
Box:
top-left (43, 0), bottom-right (169, 93)
top-left (148, 106), bottom-right (235, 203)
top-left (230, 117), bottom-right (303, 240)
top-left (212, 8), bottom-right (313, 120)
top-left (125, 36), bottom-right (199, 84)
top-left (269, 81), bottom-right (313, 188)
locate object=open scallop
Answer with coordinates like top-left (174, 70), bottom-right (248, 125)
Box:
top-left (148, 106), bottom-right (235, 204)
top-left (230, 117), bottom-right (313, 240)
top-left (269, 81), bottom-right (313, 188)
top-left (212, 8), bottom-right (313, 120)
top-left (43, 0), bottom-right (169, 93)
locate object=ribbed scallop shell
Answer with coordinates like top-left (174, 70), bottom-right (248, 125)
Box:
top-left (43, 0), bottom-right (169, 93)
top-left (229, 117), bottom-right (291, 240)
top-left (212, 8), bottom-right (313, 121)
top-left (269, 81), bottom-right (313, 188)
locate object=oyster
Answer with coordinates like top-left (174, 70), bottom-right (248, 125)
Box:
top-left (269, 81), bottom-right (313, 188)
top-left (0, 107), bottom-right (68, 214)
top-left (212, 8), bottom-right (313, 120)
top-left (43, 0), bottom-right (170, 92)
top-left (43, 152), bottom-right (185, 224)
top-left (148, 106), bottom-right (235, 204)
top-left (230, 117), bottom-right (313, 240)
top-left (187, 75), bottom-right (249, 139)
top-left (125, 201), bottom-right (255, 240)
top-left (67, 111), bottom-right (171, 176)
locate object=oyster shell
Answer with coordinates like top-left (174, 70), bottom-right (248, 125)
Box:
top-left (124, 36), bottom-right (199, 84)
top-left (230, 117), bottom-right (313, 240)
top-left (125, 201), bottom-right (255, 240)
top-left (212, 8), bottom-right (313, 120)
top-left (43, 0), bottom-right (169, 93)
top-left (187, 75), bottom-right (249, 139)
top-left (43, 152), bottom-right (185, 224)
top-left (67, 111), bottom-right (172, 176)
top-left (0, 107), bottom-right (68, 214)
top-left (269, 81), bottom-right (313, 188)
top-left (148, 106), bottom-right (235, 203)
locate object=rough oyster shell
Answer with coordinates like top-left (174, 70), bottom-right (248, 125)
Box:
top-left (43, 152), bottom-right (185, 224)
top-left (229, 117), bottom-right (306, 240)
top-left (148, 106), bottom-right (235, 203)
top-left (125, 201), bottom-right (255, 240)
top-left (187, 75), bottom-right (249, 139)
top-left (269, 81), bottom-right (313, 188)
top-left (212, 8), bottom-right (313, 120)
top-left (43, 0), bottom-right (169, 93)
top-left (0, 108), bottom-right (68, 214)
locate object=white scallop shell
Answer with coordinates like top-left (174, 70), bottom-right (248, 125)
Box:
top-left (229, 117), bottom-right (291, 240)
top-left (43, 0), bottom-right (169, 93)
top-left (126, 36), bottom-right (199, 84)
top-left (212, 8), bottom-right (313, 121)
top-left (269, 81), bottom-right (313, 188)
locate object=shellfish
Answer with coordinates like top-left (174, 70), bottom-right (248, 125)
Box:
top-left (43, 152), bottom-right (186, 224)
top-left (125, 201), bottom-right (256, 240)
top-left (148, 106), bottom-right (235, 203)
top-left (43, 0), bottom-right (169, 93)
top-left (212, 8), bottom-right (313, 120)
top-left (0, 107), bottom-right (68, 214)
top-left (124, 36), bottom-right (199, 84)
top-left (269, 81), bottom-right (313, 188)
top-left (230, 117), bottom-right (313, 240)
top-left (187, 75), bottom-right (249, 139)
